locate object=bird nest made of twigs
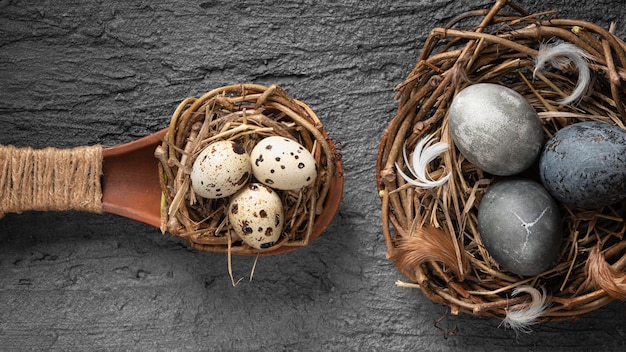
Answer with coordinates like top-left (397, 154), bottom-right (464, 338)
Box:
top-left (157, 84), bottom-right (343, 256)
top-left (376, 0), bottom-right (626, 323)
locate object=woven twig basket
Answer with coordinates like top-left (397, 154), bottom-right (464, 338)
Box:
top-left (157, 83), bottom-right (343, 256)
top-left (376, 0), bottom-right (626, 321)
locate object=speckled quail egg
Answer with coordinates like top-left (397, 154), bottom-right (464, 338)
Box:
top-left (448, 83), bottom-right (544, 176)
top-left (250, 136), bottom-right (317, 190)
top-left (190, 140), bottom-right (251, 199)
top-left (228, 183), bottom-right (284, 249)
top-left (478, 179), bottom-right (562, 276)
top-left (539, 121), bottom-right (626, 209)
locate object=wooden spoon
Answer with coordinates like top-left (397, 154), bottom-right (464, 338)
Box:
top-left (2, 128), bottom-right (344, 256)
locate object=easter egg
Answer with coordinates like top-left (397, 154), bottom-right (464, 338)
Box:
top-left (478, 179), bottom-right (562, 276)
top-left (539, 121), bottom-right (626, 209)
top-left (250, 136), bottom-right (317, 190)
top-left (448, 83), bottom-right (544, 176)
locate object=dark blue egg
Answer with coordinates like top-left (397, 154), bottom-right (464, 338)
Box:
top-left (539, 121), bottom-right (626, 209)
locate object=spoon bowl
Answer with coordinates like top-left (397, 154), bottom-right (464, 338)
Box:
top-left (101, 128), bottom-right (168, 229)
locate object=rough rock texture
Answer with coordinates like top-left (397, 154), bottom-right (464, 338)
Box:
top-left (1, 0), bottom-right (625, 351)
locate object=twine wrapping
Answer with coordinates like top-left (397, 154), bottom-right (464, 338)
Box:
top-left (0, 144), bottom-right (103, 217)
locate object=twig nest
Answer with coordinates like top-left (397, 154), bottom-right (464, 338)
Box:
top-left (376, 0), bottom-right (626, 323)
top-left (157, 84), bottom-right (343, 256)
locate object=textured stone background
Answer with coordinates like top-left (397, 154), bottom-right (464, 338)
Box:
top-left (1, 0), bottom-right (625, 351)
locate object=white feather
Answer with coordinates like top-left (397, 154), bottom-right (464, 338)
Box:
top-left (395, 133), bottom-right (450, 189)
top-left (534, 42), bottom-right (591, 105)
top-left (500, 286), bottom-right (550, 334)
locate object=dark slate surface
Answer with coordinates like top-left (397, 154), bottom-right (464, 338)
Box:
top-left (1, 1), bottom-right (625, 351)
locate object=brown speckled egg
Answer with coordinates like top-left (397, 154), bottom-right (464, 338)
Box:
top-left (228, 183), bottom-right (284, 249)
top-left (190, 140), bottom-right (251, 199)
top-left (250, 136), bottom-right (317, 190)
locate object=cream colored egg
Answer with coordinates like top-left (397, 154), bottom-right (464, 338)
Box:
top-left (228, 183), bottom-right (284, 249)
top-left (250, 136), bottom-right (317, 190)
top-left (190, 140), bottom-right (251, 199)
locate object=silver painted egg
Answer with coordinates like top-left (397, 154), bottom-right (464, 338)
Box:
top-left (448, 83), bottom-right (544, 176)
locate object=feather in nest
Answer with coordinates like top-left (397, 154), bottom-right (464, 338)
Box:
top-left (395, 133), bottom-right (450, 189)
top-left (391, 224), bottom-right (468, 281)
top-left (500, 285), bottom-right (550, 334)
top-left (534, 42), bottom-right (592, 105)
top-left (583, 244), bottom-right (626, 300)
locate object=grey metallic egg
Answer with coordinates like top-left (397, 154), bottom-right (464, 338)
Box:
top-left (478, 179), bottom-right (562, 276)
top-left (448, 83), bottom-right (543, 176)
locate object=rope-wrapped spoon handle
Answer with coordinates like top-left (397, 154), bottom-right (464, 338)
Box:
top-left (0, 144), bottom-right (104, 217)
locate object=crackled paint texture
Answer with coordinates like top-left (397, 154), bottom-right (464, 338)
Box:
top-left (478, 179), bottom-right (562, 276)
top-left (1, 0), bottom-right (626, 351)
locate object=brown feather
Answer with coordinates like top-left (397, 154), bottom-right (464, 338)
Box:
top-left (584, 244), bottom-right (626, 300)
top-left (391, 224), bottom-right (467, 281)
